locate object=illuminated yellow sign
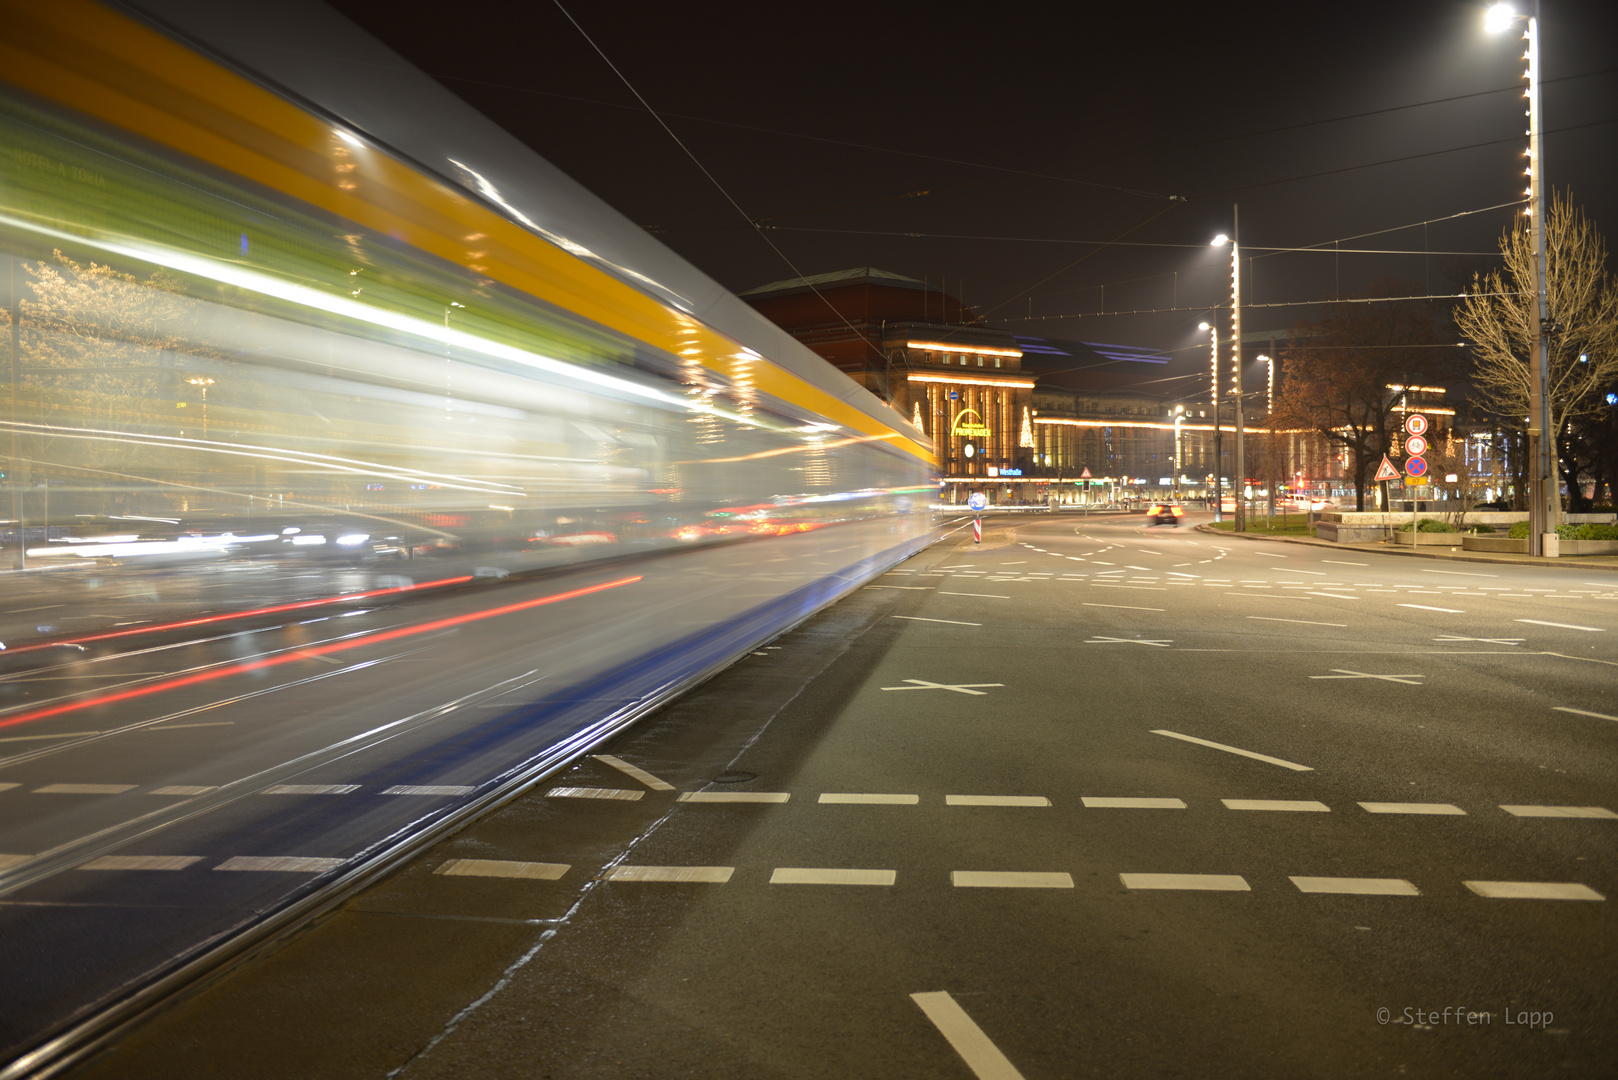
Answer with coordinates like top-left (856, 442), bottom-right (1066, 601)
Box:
top-left (950, 409), bottom-right (992, 438)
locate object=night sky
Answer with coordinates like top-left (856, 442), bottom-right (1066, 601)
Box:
top-left (329, 0), bottom-right (1616, 385)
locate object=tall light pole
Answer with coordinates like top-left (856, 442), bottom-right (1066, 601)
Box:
top-left (1173, 405), bottom-right (1185, 499)
top-left (186, 377), bottom-right (214, 440)
top-left (1487, 1), bottom-right (1554, 553)
top-left (1259, 354), bottom-right (1276, 521)
top-left (1199, 320), bottom-right (1221, 521)
top-left (1214, 212), bottom-right (1245, 532)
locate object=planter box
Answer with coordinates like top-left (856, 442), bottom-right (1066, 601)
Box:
top-left (1393, 530), bottom-right (1463, 547)
top-left (1560, 539), bottom-right (1618, 556)
top-left (1463, 535), bottom-right (1528, 554)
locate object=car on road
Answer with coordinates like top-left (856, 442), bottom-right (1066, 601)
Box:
top-left (1145, 502), bottom-right (1185, 525)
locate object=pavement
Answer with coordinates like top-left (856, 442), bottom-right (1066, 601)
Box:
top-left (1194, 520), bottom-right (1618, 572)
top-left (57, 511), bottom-right (1618, 1079)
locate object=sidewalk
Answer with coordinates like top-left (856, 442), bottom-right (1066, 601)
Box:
top-left (1194, 522), bottom-right (1618, 572)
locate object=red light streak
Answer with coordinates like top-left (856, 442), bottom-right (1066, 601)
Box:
top-left (0, 576), bottom-right (641, 732)
top-left (2, 576), bottom-right (475, 656)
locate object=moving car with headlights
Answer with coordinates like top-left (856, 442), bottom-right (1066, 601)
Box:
top-left (1145, 502), bottom-right (1185, 525)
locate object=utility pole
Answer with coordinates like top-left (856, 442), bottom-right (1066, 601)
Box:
top-left (1231, 204), bottom-right (1246, 533)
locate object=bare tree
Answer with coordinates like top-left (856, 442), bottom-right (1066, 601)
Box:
top-left (1457, 191), bottom-right (1618, 513)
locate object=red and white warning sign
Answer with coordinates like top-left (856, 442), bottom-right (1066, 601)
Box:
top-left (1373, 455), bottom-right (1401, 483)
top-left (1405, 413), bottom-right (1428, 437)
top-left (1405, 434), bottom-right (1428, 457)
top-left (1080, 467), bottom-right (1092, 479)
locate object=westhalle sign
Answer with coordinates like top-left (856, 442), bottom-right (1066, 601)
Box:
top-left (950, 408), bottom-right (992, 439)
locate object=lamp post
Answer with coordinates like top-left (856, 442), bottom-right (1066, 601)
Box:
top-left (1199, 320), bottom-right (1221, 521)
top-left (1486, 1), bottom-right (1553, 554)
top-left (1213, 214), bottom-right (1246, 531)
top-left (1173, 406), bottom-right (1184, 499)
top-left (185, 377), bottom-right (214, 440)
top-left (1259, 354), bottom-right (1276, 522)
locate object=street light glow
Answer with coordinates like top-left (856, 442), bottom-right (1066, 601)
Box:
top-left (1197, 321), bottom-right (1210, 330)
top-left (1211, 234), bottom-right (1229, 247)
top-left (1484, 2), bottom-right (1515, 32)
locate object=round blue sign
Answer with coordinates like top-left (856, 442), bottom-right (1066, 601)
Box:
top-left (967, 492), bottom-right (988, 512)
top-left (1405, 455), bottom-right (1427, 477)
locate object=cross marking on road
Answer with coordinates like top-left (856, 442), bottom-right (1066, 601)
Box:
top-left (1309, 669), bottom-right (1426, 685)
top-left (1085, 636), bottom-right (1172, 647)
top-left (880, 679), bottom-right (1006, 696)
top-left (1434, 635), bottom-right (1524, 645)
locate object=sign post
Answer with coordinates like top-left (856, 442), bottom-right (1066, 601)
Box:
top-left (967, 491), bottom-right (986, 543)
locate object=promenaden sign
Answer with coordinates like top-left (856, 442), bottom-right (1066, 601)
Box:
top-left (950, 408), bottom-right (992, 439)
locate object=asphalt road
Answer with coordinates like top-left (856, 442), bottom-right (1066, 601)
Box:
top-left (63, 511), bottom-right (1618, 1079)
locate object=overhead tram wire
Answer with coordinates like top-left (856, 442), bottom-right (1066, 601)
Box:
top-left (1003, 291), bottom-right (1520, 322)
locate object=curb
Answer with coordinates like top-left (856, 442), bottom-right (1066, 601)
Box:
top-left (1192, 522), bottom-right (1618, 572)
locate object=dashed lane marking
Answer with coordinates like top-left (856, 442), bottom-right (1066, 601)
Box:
top-left (865, 585), bottom-right (935, 590)
top-left (383, 785), bottom-right (475, 796)
top-left (592, 754), bottom-right (675, 791)
top-left (1086, 636), bottom-right (1172, 647)
top-left (150, 786), bottom-right (217, 796)
top-left (0, 855), bottom-right (29, 870)
top-left (1121, 873), bottom-right (1250, 891)
top-left (819, 793), bottom-right (919, 804)
top-left (1291, 876), bottom-right (1419, 895)
top-left (1082, 797), bottom-right (1185, 809)
top-left (881, 680), bottom-right (1004, 696)
top-left (1083, 603), bottom-right (1165, 612)
top-left (1399, 604), bottom-right (1465, 613)
top-left (940, 592), bottom-right (1010, 599)
top-left (952, 871), bottom-right (1074, 889)
top-left (78, 855), bottom-right (203, 871)
top-left (607, 865), bottom-right (734, 883)
top-left (263, 784), bottom-right (360, 795)
top-left (34, 784), bottom-right (136, 795)
top-left (1324, 560), bottom-right (1368, 566)
top-left (1436, 636), bottom-right (1523, 645)
top-left (1151, 730), bottom-right (1313, 772)
top-left (1359, 802), bottom-right (1465, 815)
top-left (435, 859), bottom-right (570, 880)
top-left (1500, 805), bottom-right (1616, 818)
top-left (1308, 593), bottom-right (1361, 601)
top-left (1309, 670), bottom-right (1425, 685)
top-left (547, 787), bottom-right (644, 801)
top-left (1223, 799), bottom-right (1330, 812)
top-left (1554, 706), bottom-right (1618, 723)
top-left (1464, 881), bottom-right (1604, 901)
top-left (217, 856), bottom-right (345, 873)
top-left (770, 868), bottom-right (896, 886)
top-left (892, 616), bottom-right (983, 626)
top-left (678, 791), bottom-right (790, 803)
top-left (1421, 569), bottom-right (1497, 577)
top-left (946, 795), bottom-right (1051, 807)
top-left (1248, 617), bottom-right (1348, 628)
top-left (910, 991), bottom-right (1028, 1080)
top-left (1517, 619), bottom-right (1605, 632)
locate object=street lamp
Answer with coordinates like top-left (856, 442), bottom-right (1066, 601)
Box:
top-left (1213, 218), bottom-right (1246, 531)
top-left (1199, 320), bottom-right (1222, 521)
top-left (1487, 1), bottom-right (1554, 553)
top-left (1173, 405), bottom-right (1184, 498)
top-left (185, 377), bottom-right (214, 440)
top-left (1259, 354), bottom-right (1277, 520)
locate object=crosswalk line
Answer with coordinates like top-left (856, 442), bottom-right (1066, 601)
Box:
top-left (1121, 873), bottom-right (1249, 891)
top-left (946, 795), bottom-right (1051, 807)
top-left (263, 784), bottom-right (360, 795)
top-left (547, 787), bottom-right (644, 801)
top-left (79, 855), bottom-right (203, 871)
top-left (770, 868), bottom-right (896, 886)
top-left (1290, 876), bottom-right (1419, 895)
top-left (952, 871), bottom-right (1074, 889)
top-left (383, 785), bottom-right (475, 796)
top-left (1464, 881), bottom-right (1604, 900)
top-left (1358, 802), bottom-right (1464, 815)
top-left (677, 791), bottom-right (790, 803)
top-left (1499, 805), bottom-right (1616, 819)
top-left (1082, 797), bottom-right (1186, 809)
top-left (216, 856), bottom-right (345, 873)
top-left (607, 865), bottom-right (734, 883)
top-left (818, 793), bottom-right (919, 804)
top-left (435, 859), bottom-right (570, 880)
top-left (1223, 799), bottom-right (1331, 812)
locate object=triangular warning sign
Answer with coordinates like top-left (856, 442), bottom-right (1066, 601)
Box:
top-left (1080, 467), bottom-right (1092, 478)
top-left (1373, 455), bottom-right (1401, 482)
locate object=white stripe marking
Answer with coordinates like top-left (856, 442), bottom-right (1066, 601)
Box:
top-left (1151, 730), bottom-right (1313, 771)
top-left (946, 795), bottom-right (1051, 807)
top-left (216, 856), bottom-right (345, 873)
top-left (1464, 881), bottom-right (1604, 900)
top-left (1358, 802), bottom-right (1464, 815)
top-left (952, 871), bottom-right (1074, 889)
top-left (1421, 568), bottom-right (1496, 577)
top-left (1517, 619), bottom-right (1605, 632)
top-left (435, 858), bottom-right (570, 880)
top-left (940, 592), bottom-right (1010, 598)
top-left (1398, 604), bottom-right (1465, 613)
top-left (79, 855), bottom-right (202, 871)
top-left (592, 754), bottom-right (675, 791)
top-left (547, 786), bottom-right (644, 801)
top-left (866, 585), bottom-right (935, 590)
top-left (770, 867), bottom-right (895, 885)
top-left (607, 865), bottom-right (733, 883)
top-left (892, 616), bottom-right (982, 626)
top-left (1499, 805), bottom-right (1616, 819)
top-left (819, 793), bottom-right (918, 804)
top-left (383, 785), bottom-right (475, 796)
top-left (0, 854), bottom-right (30, 870)
top-left (1324, 560), bottom-right (1367, 566)
top-left (35, 784), bottom-right (136, 795)
top-left (1083, 602), bottom-right (1165, 612)
top-left (1082, 797), bottom-right (1185, 809)
top-left (1308, 592), bottom-right (1361, 601)
top-left (149, 786), bottom-right (217, 796)
top-left (1121, 873), bottom-right (1250, 891)
top-left (910, 991), bottom-right (1027, 1080)
top-left (1223, 799), bottom-right (1330, 812)
top-left (1553, 706), bottom-right (1618, 722)
top-left (263, 784), bottom-right (359, 795)
top-left (1290, 876), bottom-right (1418, 895)
top-left (677, 791), bottom-right (790, 803)
top-left (1247, 616), bottom-right (1347, 627)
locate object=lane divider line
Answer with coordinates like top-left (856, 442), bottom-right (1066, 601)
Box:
top-left (591, 754), bottom-right (675, 791)
top-left (547, 786), bottom-right (644, 801)
top-left (910, 990), bottom-right (1028, 1080)
top-left (770, 868), bottom-right (895, 886)
top-left (435, 859), bottom-right (570, 880)
top-left (1150, 730), bottom-right (1313, 772)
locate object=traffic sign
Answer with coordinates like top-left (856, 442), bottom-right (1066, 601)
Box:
top-left (1405, 414), bottom-right (1428, 437)
top-left (1404, 434), bottom-right (1428, 457)
top-left (1403, 475), bottom-right (1427, 487)
top-left (1406, 455), bottom-right (1427, 477)
top-left (1373, 455), bottom-right (1401, 482)
top-left (967, 491), bottom-right (987, 512)
top-left (1080, 467), bottom-right (1092, 479)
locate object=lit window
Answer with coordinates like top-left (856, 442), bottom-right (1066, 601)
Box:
top-left (977, 356), bottom-right (984, 367)
top-left (995, 358), bottom-right (1002, 368)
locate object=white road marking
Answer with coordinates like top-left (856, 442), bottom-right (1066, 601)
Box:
top-left (1554, 706), bottom-right (1618, 722)
top-left (881, 679), bottom-right (1004, 696)
top-left (1517, 619), bottom-right (1605, 632)
top-left (1358, 802), bottom-right (1465, 815)
top-left (1093, 584), bottom-right (1168, 591)
top-left (5, 604), bottom-right (66, 613)
top-left (866, 585), bottom-right (935, 590)
top-left (1167, 572), bottom-right (1199, 578)
top-left (952, 871), bottom-right (1074, 888)
top-left (1436, 635), bottom-right (1523, 645)
top-left (1421, 569), bottom-right (1496, 577)
top-left (34, 784), bottom-right (137, 795)
top-left (1324, 560), bottom-right (1368, 566)
top-left (1082, 797), bottom-right (1185, 809)
top-left (1223, 799), bottom-right (1330, 812)
top-left (1464, 881), bottom-right (1604, 901)
top-left (1083, 603), bottom-right (1165, 612)
top-left (150, 786), bottom-right (217, 796)
top-left (607, 865), bottom-right (734, 883)
top-left (147, 722), bottom-right (234, 730)
top-left (263, 784), bottom-right (360, 795)
top-left (910, 991), bottom-right (1028, 1080)
top-left (1247, 617), bottom-right (1347, 628)
top-left (79, 855), bottom-right (202, 871)
top-left (0, 854), bottom-right (30, 870)
top-left (1308, 593), bottom-right (1361, 601)
top-left (1085, 636), bottom-right (1172, 647)
top-left (892, 616), bottom-right (983, 626)
top-left (383, 785), bottom-right (475, 796)
top-left (1499, 805), bottom-right (1616, 818)
top-left (677, 791), bottom-right (790, 803)
top-left (1309, 670), bottom-right (1425, 685)
top-left (1253, 552), bottom-right (1288, 558)
top-left (1291, 876), bottom-right (1419, 895)
top-left (1281, 569), bottom-right (1328, 576)
top-left (770, 867), bottom-right (896, 885)
top-left (436, 859), bottom-right (570, 880)
top-left (592, 754), bottom-right (675, 791)
top-left (1120, 873), bottom-right (1250, 891)
top-left (819, 793), bottom-right (919, 804)
top-left (547, 786), bottom-right (645, 801)
top-left (217, 856), bottom-right (345, 873)
top-left (1151, 730), bottom-right (1313, 771)
top-left (1398, 604), bottom-right (1465, 613)
top-left (946, 795), bottom-right (1051, 807)
top-left (0, 731), bottom-right (103, 744)
top-left (941, 592), bottom-right (1010, 599)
